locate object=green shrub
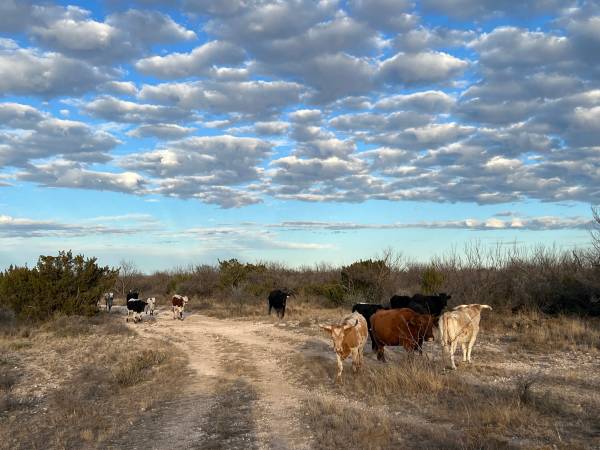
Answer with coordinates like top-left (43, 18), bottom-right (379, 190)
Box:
top-left (0, 251), bottom-right (117, 321)
top-left (306, 283), bottom-right (345, 305)
top-left (421, 266), bottom-right (445, 294)
top-left (218, 259), bottom-right (266, 294)
top-left (340, 259), bottom-right (390, 302)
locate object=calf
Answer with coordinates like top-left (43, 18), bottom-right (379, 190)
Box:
top-left (104, 292), bottom-right (114, 312)
top-left (390, 293), bottom-right (450, 317)
top-left (268, 289), bottom-right (293, 319)
top-left (126, 299), bottom-right (147, 323)
top-left (320, 312), bottom-right (368, 383)
top-left (145, 297), bottom-right (156, 316)
top-left (172, 294), bottom-right (189, 320)
top-left (438, 304), bottom-right (492, 370)
top-left (370, 308), bottom-right (435, 362)
top-left (351, 303), bottom-right (387, 352)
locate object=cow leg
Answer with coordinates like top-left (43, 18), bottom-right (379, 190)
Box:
top-left (369, 330), bottom-right (377, 352)
top-left (268, 304), bottom-right (272, 315)
top-left (376, 346), bottom-right (386, 362)
top-left (449, 342), bottom-right (458, 369)
top-left (467, 336), bottom-right (477, 363)
top-left (461, 343), bottom-right (468, 362)
top-left (335, 354), bottom-right (344, 383)
top-left (351, 349), bottom-right (359, 373)
top-left (281, 307), bottom-right (285, 319)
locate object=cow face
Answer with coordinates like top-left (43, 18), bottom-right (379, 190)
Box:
top-left (320, 321), bottom-right (356, 354)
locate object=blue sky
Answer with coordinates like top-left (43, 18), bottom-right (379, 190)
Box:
top-left (0, 0), bottom-right (598, 272)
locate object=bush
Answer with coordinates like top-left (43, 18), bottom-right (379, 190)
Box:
top-left (421, 266), bottom-right (445, 294)
top-left (0, 251), bottom-right (118, 321)
top-left (306, 283), bottom-right (345, 305)
top-left (340, 259), bottom-right (391, 303)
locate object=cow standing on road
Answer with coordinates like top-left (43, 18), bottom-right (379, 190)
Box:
top-left (172, 295), bottom-right (188, 320)
top-left (438, 304), bottom-right (492, 370)
top-left (104, 292), bottom-right (114, 312)
top-left (370, 308), bottom-right (436, 362)
top-left (268, 289), bottom-right (293, 319)
top-left (320, 312), bottom-right (368, 383)
top-left (351, 303), bottom-right (387, 352)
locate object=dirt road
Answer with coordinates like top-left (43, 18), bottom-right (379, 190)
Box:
top-left (109, 310), bottom-right (329, 449)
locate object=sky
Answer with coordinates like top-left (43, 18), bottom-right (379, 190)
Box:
top-left (0, 0), bottom-right (599, 272)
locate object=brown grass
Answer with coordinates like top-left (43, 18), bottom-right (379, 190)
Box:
top-left (0, 314), bottom-right (188, 450)
top-left (486, 309), bottom-right (600, 353)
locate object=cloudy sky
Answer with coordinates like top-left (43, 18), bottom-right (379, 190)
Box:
top-left (1, 0), bottom-right (598, 271)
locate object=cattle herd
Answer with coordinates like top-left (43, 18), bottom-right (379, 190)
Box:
top-left (324, 293), bottom-right (492, 380)
top-left (103, 288), bottom-right (491, 378)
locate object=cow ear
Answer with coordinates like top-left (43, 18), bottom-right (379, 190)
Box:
top-left (319, 324), bottom-right (332, 332)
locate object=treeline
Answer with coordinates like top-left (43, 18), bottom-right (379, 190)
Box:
top-left (1, 243), bottom-right (600, 322)
top-left (127, 244), bottom-right (600, 316)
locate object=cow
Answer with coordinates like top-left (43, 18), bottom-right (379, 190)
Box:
top-left (104, 292), bottom-right (114, 312)
top-left (370, 308), bottom-right (435, 362)
top-left (390, 293), bottom-right (451, 317)
top-left (126, 290), bottom-right (139, 302)
top-left (319, 312), bottom-right (368, 383)
top-left (145, 297), bottom-right (156, 316)
top-left (126, 299), bottom-right (147, 323)
top-left (438, 304), bottom-right (492, 370)
top-left (268, 289), bottom-right (294, 319)
top-left (351, 303), bottom-right (387, 352)
top-left (172, 294), bottom-right (189, 320)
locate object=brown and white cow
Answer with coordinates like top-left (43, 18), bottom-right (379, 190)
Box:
top-left (172, 294), bottom-right (189, 320)
top-left (438, 304), bottom-right (492, 369)
top-left (370, 308), bottom-right (435, 362)
top-left (320, 312), bottom-right (368, 383)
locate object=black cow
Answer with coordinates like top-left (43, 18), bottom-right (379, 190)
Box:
top-left (126, 299), bottom-right (147, 323)
top-left (126, 290), bottom-right (139, 302)
top-left (352, 303), bottom-right (388, 351)
top-left (390, 293), bottom-right (451, 317)
top-left (268, 289), bottom-right (293, 318)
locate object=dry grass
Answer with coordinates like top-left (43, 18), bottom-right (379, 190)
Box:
top-left (0, 314), bottom-right (188, 450)
top-left (486, 309), bottom-right (600, 353)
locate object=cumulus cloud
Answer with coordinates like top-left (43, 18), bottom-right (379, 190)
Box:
top-left (378, 51), bottom-right (468, 85)
top-left (18, 160), bottom-right (146, 194)
top-left (135, 41), bottom-right (246, 78)
top-left (0, 45), bottom-right (111, 97)
top-left (29, 6), bottom-right (196, 64)
top-left (0, 103), bottom-right (120, 166)
top-left (83, 96), bottom-right (193, 123)
top-left (119, 135), bottom-right (272, 183)
top-left (138, 80), bottom-right (303, 118)
top-left (126, 123), bottom-right (196, 139)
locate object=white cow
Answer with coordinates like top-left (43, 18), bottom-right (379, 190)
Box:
top-left (438, 304), bottom-right (492, 369)
top-left (145, 297), bottom-right (156, 316)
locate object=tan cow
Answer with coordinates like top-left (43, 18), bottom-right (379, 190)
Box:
top-left (438, 304), bottom-right (492, 369)
top-left (320, 312), bottom-right (368, 383)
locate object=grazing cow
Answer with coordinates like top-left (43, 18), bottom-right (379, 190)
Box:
top-left (351, 303), bottom-right (387, 352)
top-left (320, 312), bottom-right (368, 383)
top-left (390, 293), bottom-right (451, 317)
top-left (268, 289), bottom-right (294, 319)
top-left (104, 292), bottom-right (114, 312)
top-left (438, 304), bottom-right (492, 370)
top-left (370, 308), bottom-right (435, 362)
top-left (126, 299), bottom-right (147, 323)
top-left (145, 297), bottom-right (156, 316)
top-left (172, 294), bottom-right (189, 320)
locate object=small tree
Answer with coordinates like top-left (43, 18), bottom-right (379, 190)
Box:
top-left (421, 265), bottom-right (445, 294)
top-left (0, 251), bottom-right (117, 321)
top-left (118, 259), bottom-right (139, 295)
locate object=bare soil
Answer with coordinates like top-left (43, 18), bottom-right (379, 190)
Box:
top-left (110, 307), bottom-right (599, 449)
top-left (2, 306), bottom-right (599, 449)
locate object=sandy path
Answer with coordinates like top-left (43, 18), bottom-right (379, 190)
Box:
top-left (109, 310), bottom-right (318, 449)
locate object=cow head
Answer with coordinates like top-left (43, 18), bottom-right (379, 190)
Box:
top-left (320, 320), bottom-right (357, 354)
